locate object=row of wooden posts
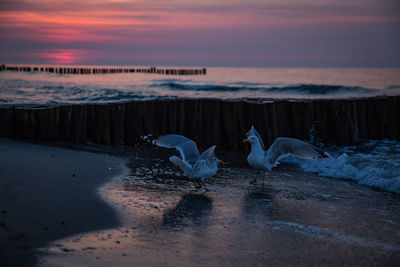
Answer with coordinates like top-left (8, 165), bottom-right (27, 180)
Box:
top-left (1, 97), bottom-right (399, 151)
top-left (0, 64), bottom-right (206, 75)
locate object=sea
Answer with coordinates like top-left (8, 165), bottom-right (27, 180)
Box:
top-left (1, 66), bottom-right (400, 194)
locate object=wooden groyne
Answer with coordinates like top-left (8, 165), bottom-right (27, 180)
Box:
top-left (0, 97), bottom-right (399, 151)
top-left (0, 64), bottom-right (206, 75)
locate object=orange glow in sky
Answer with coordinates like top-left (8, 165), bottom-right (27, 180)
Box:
top-left (0, 0), bottom-right (399, 67)
top-left (36, 50), bottom-right (80, 64)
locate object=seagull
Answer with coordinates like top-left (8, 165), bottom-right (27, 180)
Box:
top-left (155, 134), bottom-right (223, 191)
top-left (243, 126), bottom-right (329, 183)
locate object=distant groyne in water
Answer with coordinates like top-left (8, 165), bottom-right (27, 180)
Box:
top-left (0, 97), bottom-right (399, 151)
top-left (0, 64), bottom-right (207, 75)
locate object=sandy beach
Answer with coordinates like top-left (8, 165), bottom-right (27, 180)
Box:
top-left (1, 140), bottom-right (398, 266)
top-left (1, 0), bottom-right (400, 265)
top-left (0, 138), bottom-right (128, 266)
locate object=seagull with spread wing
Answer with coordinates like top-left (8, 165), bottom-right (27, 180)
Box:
top-left (243, 126), bottom-right (329, 183)
top-left (156, 134), bottom-right (223, 191)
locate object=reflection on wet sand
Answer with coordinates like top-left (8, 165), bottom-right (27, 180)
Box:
top-left (39, 165), bottom-right (400, 266)
top-left (241, 186), bottom-right (280, 220)
top-left (163, 194), bottom-right (212, 230)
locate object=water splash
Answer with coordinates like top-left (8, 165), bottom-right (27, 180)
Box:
top-left (284, 140), bottom-right (400, 194)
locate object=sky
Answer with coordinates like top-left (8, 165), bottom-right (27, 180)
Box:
top-left (0, 0), bottom-right (399, 67)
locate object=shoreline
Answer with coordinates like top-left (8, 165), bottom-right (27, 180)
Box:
top-left (1, 94), bottom-right (399, 107)
top-left (1, 139), bottom-right (399, 266)
top-left (39, 143), bottom-right (400, 266)
top-left (0, 138), bottom-right (128, 266)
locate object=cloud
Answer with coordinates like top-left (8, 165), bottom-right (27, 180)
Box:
top-left (0, 0), bottom-right (399, 66)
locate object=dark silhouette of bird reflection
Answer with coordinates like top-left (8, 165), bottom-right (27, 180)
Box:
top-left (162, 194), bottom-right (212, 230)
top-left (242, 187), bottom-right (280, 220)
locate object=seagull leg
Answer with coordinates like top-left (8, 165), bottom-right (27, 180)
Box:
top-left (189, 180), bottom-right (201, 193)
top-left (200, 181), bottom-right (209, 192)
top-left (258, 171), bottom-right (265, 186)
top-left (195, 180), bottom-right (202, 190)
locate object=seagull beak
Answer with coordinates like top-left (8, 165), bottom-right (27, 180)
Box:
top-left (242, 138), bottom-right (249, 143)
top-left (218, 160), bottom-right (225, 166)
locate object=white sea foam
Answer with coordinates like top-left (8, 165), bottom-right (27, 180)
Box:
top-left (284, 140), bottom-right (400, 194)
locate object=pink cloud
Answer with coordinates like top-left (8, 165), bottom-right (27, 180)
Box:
top-left (0, 0), bottom-right (399, 66)
top-left (27, 49), bottom-right (92, 64)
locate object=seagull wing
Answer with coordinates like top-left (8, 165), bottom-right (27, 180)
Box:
top-left (190, 145), bottom-right (216, 178)
top-left (266, 137), bottom-right (329, 165)
top-left (197, 145), bottom-right (216, 162)
top-left (156, 134), bottom-right (200, 165)
top-left (246, 125), bottom-right (265, 150)
top-left (169, 156), bottom-right (192, 176)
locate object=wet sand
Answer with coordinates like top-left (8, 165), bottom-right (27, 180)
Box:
top-left (0, 139), bottom-right (128, 266)
top-left (37, 144), bottom-right (400, 266)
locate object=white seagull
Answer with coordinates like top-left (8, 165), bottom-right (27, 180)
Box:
top-left (243, 126), bottom-right (329, 182)
top-left (156, 134), bottom-right (223, 191)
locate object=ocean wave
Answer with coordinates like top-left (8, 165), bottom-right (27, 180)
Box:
top-left (41, 85), bottom-right (65, 90)
top-left (61, 88), bottom-right (152, 103)
top-left (156, 82), bottom-right (252, 92)
top-left (2, 68), bottom-right (400, 104)
top-left (284, 140), bottom-right (400, 194)
top-left (155, 82), bottom-right (376, 95)
top-left (386, 85), bottom-right (400, 90)
top-left (267, 84), bottom-right (374, 95)
top-left (151, 79), bottom-right (283, 87)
